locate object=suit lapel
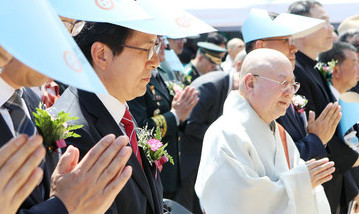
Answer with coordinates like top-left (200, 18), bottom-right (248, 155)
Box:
top-left (298, 61), bottom-right (332, 103)
top-left (75, 88), bottom-right (156, 212)
top-left (22, 87), bottom-right (42, 121)
top-left (0, 115), bottom-right (14, 146)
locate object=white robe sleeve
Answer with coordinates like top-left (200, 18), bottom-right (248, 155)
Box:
top-left (195, 122), bottom-right (326, 214)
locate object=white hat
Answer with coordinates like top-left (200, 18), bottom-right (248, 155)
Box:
top-left (338, 15), bottom-right (359, 35)
top-left (51, 0), bottom-right (216, 38)
top-left (49, 0), bottom-right (151, 23)
top-left (242, 9), bottom-right (325, 43)
top-left (0, 0), bottom-right (107, 94)
top-left (118, 0), bottom-right (216, 38)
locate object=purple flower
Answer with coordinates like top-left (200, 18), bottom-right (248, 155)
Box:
top-left (147, 139), bottom-right (163, 151)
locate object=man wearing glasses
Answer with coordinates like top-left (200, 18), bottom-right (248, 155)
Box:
top-left (54, 22), bottom-right (167, 214)
top-left (128, 36), bottom-right (199, 201)
top-left (182, 42), bottom-right (226, 84)
top-left (243, 8), bottom-right (341, 163)
top-left (289, 1), bottom-right (359, 213)
top-left (195, 48), bottom-right (334, 213)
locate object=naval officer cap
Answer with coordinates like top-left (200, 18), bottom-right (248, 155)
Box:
top-left (197, 42), bottom-right (227, 65)
top-left (242, 9), bottom-right (325, 44)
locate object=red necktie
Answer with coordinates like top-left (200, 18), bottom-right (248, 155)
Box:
top-left (121, 109), bottom-right (143, 167)
top-left (42, 81), bottom-right (60, 108)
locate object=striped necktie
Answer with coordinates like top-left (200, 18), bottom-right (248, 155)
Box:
top-left (3, 89), bottom-right (36, 137)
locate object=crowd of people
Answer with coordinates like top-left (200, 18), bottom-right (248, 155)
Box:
top-left (1, 0), bottom-right (359, 213)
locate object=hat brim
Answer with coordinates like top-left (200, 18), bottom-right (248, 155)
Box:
top-left (108, 0), bottom-right (216, 38)
top-left (243, 9), bottom-right (325, 43)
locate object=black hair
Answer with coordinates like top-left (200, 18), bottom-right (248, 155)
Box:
top-left (288, 0), bottom-right (322, 16)
top-left (338, 30), bottom-right (359, 52)
top-left (318, 41), bottom-right (357, 65)
top-left (206, 32), bottom-right (227, 46)
top-left (245, 41), bottom-right (257, 54)
top-left (74, 22), bottom-right (134, 64)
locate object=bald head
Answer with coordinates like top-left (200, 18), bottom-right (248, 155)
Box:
top-left (239, 48), bottom-right (294, 123)
top-left (240, 48), bottom-right (291, 81)
top-left (227, 38), bottom-right (245, 59)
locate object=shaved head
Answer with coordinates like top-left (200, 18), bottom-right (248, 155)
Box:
top-left (240, 48), bottom-right (292, 83)
top-left (239, 48), bottom-right (294, 123)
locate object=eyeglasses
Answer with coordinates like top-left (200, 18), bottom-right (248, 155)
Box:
top-left (261, 38), bottom-right (295, 46)
top-left (62, 20), bottom-right (85, 37)
top-left (253, 74), bottom-right (300, 93)
top-left (121, 42), bottom-right (161, 60)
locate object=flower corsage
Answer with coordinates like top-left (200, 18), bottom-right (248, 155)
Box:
top-left (292, 95), bottom-right (308, 113)
top-left (136, 125), bottom-right (174, 176)
top-left (314, 59), bottom-right (337, 82)
top-left (165, 80), bottom-right (185, 97)
top-left (33, 108), bottom-right (83, 152)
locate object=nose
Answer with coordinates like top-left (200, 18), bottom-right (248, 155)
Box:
top-left (149, 51), bottom-right (160, 69)
top-left (328, 22), bottom-right (334, 33)
top-left (290, 44), bottom-right (298, 54)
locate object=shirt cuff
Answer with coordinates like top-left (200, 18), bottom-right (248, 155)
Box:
top-left (170, 110), bottom-right (180, 126)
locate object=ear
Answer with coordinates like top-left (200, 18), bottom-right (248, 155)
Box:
top-left (254, 40), bottom-right (265, 49)
top-left (332, 65), bottom-right (340, 78)
top-left (198, 54), bottom-right (204, 62)
top-left (91, 42), bottom-right (111, 71)
top-left (244, 73), bottom-right (256, 93)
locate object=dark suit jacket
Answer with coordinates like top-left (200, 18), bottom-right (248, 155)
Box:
top-left (128, 75), bottom-right (179, 195)
top-left (294, 51), bottom-right (358, 212)
top-left (0, 87), bottom-right (68, 214)
top-left (180, 71), bottom-right (230, 180)
top-left (277, 106), bottom-right (327, 161)
top-left (53, 87), bottom-right (163, 214)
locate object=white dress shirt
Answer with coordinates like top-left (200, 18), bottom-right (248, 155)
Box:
top-left (0, 77), bottom-right (16, 135)
top-left (96, 93), bottom-right (127, 134)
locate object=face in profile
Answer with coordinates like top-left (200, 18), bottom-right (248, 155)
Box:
top-left (245, 50), bottom-right (296, 123)
top-left (168, 38), bottom-right (186, 55)
top-left (336, 49), bottom-right (359, 90)
top-left (99, 30), bottom-right (160, 103)
top-left (306, 4), bottom-right (334, 53)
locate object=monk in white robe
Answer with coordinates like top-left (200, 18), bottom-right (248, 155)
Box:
top-left (195, 49), bottom-right (334, 214)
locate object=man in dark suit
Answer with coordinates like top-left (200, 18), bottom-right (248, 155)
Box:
top-left (128, 37), bottom-right (198, 200)
top-left (54, 22), bottom-right (169, 214)
top-left (0, 47), bottom-right (46, 214)
top-left (289, 1), bottom-right (359, 213)
top-left (0, 56), bottom-right (132, 214)
top-left (242, 8), bottom-right (341, 162)
top-left (177, 70), bottom-right (239, 213)
top-left (277, 103), bottom-right (339, 160)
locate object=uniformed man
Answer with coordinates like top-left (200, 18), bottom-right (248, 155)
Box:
top-left (182, 42), bottom-right (226, 84)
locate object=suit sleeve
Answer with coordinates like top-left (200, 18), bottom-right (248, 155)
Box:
top-left (294, 134), bottom-right (327, 160)
top-left (128, 92), bottom-right (177, 138)
top-left (294, 65), bottom-right (359, 173)
top-left (18, 197), bottom-right (68, 214)
top-left (182, 83), bottom-right (217, 150)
